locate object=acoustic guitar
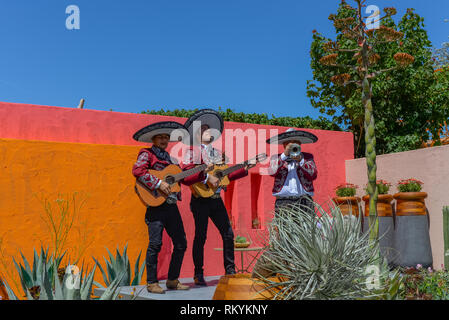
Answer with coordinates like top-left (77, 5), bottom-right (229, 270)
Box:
top-left (135, 163), bottom-right (208, 207)
top-left (191, 153), bottom-right (267, 198)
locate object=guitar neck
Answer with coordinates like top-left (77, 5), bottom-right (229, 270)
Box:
top-left (222, 163), bottom-right (246, 177)
top-left (173, 164), bottom-right (208, 182)
top-left (220, 153), bottom-right (266, 177)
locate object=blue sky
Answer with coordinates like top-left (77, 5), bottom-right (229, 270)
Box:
top-left (0, 0), bottom-right (448, 119)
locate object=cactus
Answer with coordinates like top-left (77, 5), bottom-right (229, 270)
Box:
top-left (443, 207), bottom-right (449, 270)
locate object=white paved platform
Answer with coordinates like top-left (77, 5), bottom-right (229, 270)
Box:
top-left (94, 276), bottom-right (221, 300)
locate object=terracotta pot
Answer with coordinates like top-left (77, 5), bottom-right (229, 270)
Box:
top-left (332, 197), bottom-right (361, 217)
top-left (212, 274), bottom-right (281, 300)
top-left (362, 194), bottom-right (394, 217)
top-left (0, 279), bottom-right (9, 300)
top-left (393, 192), bottom-right (428, 216)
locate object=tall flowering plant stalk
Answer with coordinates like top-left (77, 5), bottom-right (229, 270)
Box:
top-left (317, 0), bottom-right (415, 244)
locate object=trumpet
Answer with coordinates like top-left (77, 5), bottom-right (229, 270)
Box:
top-left (289, 143), bottom-right (302, 158)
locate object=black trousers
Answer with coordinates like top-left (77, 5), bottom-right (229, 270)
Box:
top-left (145, 202), bottom-right (187, 284)
top-left (274, 195), bottom-right (315, 215)
top-left (190, 196), bottom-right (236, 276)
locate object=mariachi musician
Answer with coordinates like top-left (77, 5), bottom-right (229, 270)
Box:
top-left (267, 128), bottom-right (318, 214)
top-left (132, 121), bottom-right (212, 294)
top-left (181, 109), bottom-right (255, 286)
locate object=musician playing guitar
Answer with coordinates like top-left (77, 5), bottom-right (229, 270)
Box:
top-left (132, 121), bottom-right (213, 294)
top-left (181, 109), bottom-right (256, 287)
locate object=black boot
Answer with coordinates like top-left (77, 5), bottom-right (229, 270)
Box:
top-left (194, 274), bottom-right (207, 286)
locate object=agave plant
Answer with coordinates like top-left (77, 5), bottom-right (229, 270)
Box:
top-left (12, 247), bottom-right (65, 297)
top-left (253, 201), bottom-right (392, 300)
top-left (3, 264), bottom-right (125, 300)
top-left (3, 246), bottom-right (125, 300)
top-left (93, 244), bottom-right (145, 288)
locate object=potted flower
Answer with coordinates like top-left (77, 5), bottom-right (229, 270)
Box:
top-left (362, 180), bottom-right (394, 217)
top-left (393, 179), bottom-right (427, 216)
top-left (332, 183), bottom-right (361, 217)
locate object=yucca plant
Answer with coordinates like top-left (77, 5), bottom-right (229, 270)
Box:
top-left (253, 201), bottom-right (392, 300)
top-left (93, 244), bottom-right (145, 288)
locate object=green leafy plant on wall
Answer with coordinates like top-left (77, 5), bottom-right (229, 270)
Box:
top-left (141, 107), bottom-right (342, 132)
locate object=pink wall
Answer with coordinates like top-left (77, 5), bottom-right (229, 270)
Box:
top-left (0, 101), bottom-right (353, 278)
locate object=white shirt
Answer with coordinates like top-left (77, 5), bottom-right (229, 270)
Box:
top-left (272, 153), bottom-right (314, 198)
top-left (201, 144), bottom-right (222, 194)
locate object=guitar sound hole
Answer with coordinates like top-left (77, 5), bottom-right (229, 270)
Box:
top-left (215, 171), bottom-right (223, 179)
top-left (165, 176), bottom-right (175, 185)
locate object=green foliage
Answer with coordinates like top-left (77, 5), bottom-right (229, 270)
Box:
top-left (397, 178), bottom-right (423, 192)
top-left (141, 107), bottom-right (342, 131)
top-left (336, 187), bottom-right (356, 197)
top-left (12, 247), bottom-right (65, 297)
top-left (364, 180), bottom-right (391, 195)
top-left (235, 236), bottom-right (247, 244)
top-left (93, 244), bottom-right (145, 288)
top-left (374, 270), bottom-right (405, 300)
top-left (335, 183), bottom-right (358, 197)
top-left (253, 202), bottom-right (391, 300)
top-left (402, 267), bottom-right (449, 300)
top-left (4, 246), bottom-right (125, 300)
top-left (308, 6), bottom-right (449, 158)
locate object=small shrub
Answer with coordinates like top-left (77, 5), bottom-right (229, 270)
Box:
top-left (365, 180), bottom-right (392, 195)
top-left (335, 183), bottom-right (358, 197)
top-left (397, 178), bottom-right (423, 193)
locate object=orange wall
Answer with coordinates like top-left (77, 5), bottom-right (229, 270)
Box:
top-left (0, 138), bottom-right (277, 289)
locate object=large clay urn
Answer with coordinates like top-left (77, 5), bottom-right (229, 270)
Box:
top-left (391, 192), bottom-right (432, 268)
top-left (362, 194), bottom-right (395, 266)
top-left (362, 194), bottom-right (394, 217)
top-left (332, 196), bottom-right (361, 217)
top-left (393, 192), bottom-right (428, 216)
top-left (212, 274), bottom-right (281, 300)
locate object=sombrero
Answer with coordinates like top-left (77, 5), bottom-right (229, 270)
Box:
top-left (266, 128), bottom-right (318, 144)
top-left (183, 109), bottom-right (224, 145)
top-left (133, 121), bottom-right (186, 143)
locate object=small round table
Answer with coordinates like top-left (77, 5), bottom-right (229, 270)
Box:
top-left (214, 247), bottom-right (264, 274)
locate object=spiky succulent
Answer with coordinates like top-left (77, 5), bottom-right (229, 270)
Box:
top-left (12, 247), bottom-right (65, 297)
top-left (253, 202), bottom-right (392, 300)
top-left (3, 246), bottom-right (125, 300)
top-left (93, 244), bottom-right (145, 288)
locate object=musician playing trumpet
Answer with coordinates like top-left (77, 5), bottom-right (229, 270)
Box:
top-left (267, 128), bottom-right (319, 213)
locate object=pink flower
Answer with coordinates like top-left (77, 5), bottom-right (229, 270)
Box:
top-left (417, 264), bottom-right (423, 269)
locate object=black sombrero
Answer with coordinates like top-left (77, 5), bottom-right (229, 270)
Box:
top-left (133, 121), bottom-right (186, 143)
top-left (266, 128), bottom-right (318, 144)
top-left (183, 109), bottom-right (224, 145)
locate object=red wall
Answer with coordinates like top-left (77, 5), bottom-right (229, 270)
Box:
top-left (0, 101), bottom-right (353, 278)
